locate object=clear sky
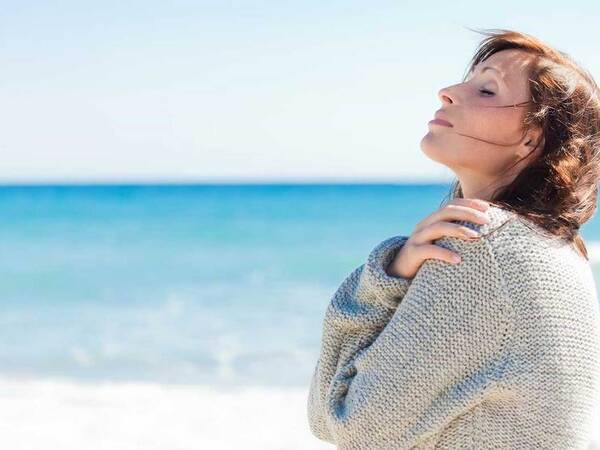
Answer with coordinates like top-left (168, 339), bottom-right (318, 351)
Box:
top-left (1, 1), bottom-right (598, 183)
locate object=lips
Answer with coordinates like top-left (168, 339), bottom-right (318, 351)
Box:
top-left (433, 110), bottom-right (453, 127)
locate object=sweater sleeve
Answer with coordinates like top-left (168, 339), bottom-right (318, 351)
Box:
top-left (306, 232), bottom-right (514, 449)
top-left (307, 235), bottom-right (413, 443)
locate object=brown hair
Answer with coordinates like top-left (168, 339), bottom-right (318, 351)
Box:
top-left (443, 28), bottom-right (600, 260)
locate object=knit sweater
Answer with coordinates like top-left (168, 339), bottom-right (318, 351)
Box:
top-left (307, 204), bottom-right (600, 449)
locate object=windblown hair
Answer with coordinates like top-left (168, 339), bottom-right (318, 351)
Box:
top-left (443, 28), bottom-right (600, 260)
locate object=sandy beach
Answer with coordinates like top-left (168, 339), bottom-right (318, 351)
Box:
top-left (0, 375), bottom-right (335, 450)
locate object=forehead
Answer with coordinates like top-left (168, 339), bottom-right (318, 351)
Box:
top-left (471, 49), bottom-right (535, 86)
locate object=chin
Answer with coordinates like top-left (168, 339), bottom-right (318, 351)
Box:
top-left (419, 132), bottom-right (446, 163)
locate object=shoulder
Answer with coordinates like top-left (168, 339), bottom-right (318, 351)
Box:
top-left (415, 204), bottom-right (516, 262)
top-left (376, 206), bottom-right (514, 315)
top-left (366, 205), bottom-right (515, 287)
top-left (407, 206), bottom-right (514, 316)
top-left (452, 204), bottom-right (518, 239)
top-left (367, 205), bottom-right (516, 270)
top-left (429, 204), bottom-right (523, 259)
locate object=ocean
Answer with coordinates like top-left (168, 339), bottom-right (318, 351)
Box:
top-left (2, 183), bottom-right (600, 449)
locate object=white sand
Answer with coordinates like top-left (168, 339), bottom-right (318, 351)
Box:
top-left (1, 374), bottom-right (600, 449)
top-left (0, 375), bottom-right (333, 450)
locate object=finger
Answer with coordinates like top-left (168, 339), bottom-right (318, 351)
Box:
top-left (411, 221), bottom-right (482, 245)
top-left (449, 197), bottom-right (490, 211)
top-left (414, 204), bottom-right (490, 234)
top-left (439, 204), bottom-right (491, 225)
top-left (414, 243), bottom-right (462, 264)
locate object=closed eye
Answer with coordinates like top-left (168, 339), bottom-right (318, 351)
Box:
top-left (479, 89), bottom-right (495, 96)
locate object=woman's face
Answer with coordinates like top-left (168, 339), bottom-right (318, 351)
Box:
top-left (420, 48), bottom-right (542, 181)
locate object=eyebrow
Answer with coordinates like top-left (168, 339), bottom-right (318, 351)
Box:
top-left (480, 66), bottom-right (504, 76)
top-left (468, 65), bottom-right (507, 85)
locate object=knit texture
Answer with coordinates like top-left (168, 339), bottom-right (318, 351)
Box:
top-left (307, 205), bottom-right (600, 449)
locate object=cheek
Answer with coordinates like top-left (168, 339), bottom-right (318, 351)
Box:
top-left (463, 106), bottom-right (525, 144)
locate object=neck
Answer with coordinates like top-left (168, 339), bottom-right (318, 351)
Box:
top-left (455, 170), bottom-right (514, 201)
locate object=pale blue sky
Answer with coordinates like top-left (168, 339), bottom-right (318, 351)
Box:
top-left (1, 1), bottom-right (598, 183)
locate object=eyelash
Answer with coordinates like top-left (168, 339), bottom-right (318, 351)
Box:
top-left (479, 89), bottom-right (495, 96)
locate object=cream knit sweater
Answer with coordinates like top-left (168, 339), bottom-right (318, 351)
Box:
top-left (307, 205), bottom-right (600, 449)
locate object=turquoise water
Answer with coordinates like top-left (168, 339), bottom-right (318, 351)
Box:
top-left (1, 184), bottom-right (599, 387)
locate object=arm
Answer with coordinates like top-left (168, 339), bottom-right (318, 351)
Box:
top-left (307, 232), bottom-right (513, 449)
top-left (307, 234), bottom-right (414, 443)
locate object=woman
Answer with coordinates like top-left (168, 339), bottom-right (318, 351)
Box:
top-left (307, 29), bottom-right (600, 449)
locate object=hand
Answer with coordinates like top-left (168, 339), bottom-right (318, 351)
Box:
top-left (386, 198), bottom-right (492, 279)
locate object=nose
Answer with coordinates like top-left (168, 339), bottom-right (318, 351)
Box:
top-left (437, 86), bottom-right (455, 104)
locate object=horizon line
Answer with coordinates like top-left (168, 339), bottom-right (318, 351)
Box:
top-left (0, 176), bottom-right (454, 186)
top-left (0, 180), bottom-right (455, 187)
